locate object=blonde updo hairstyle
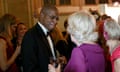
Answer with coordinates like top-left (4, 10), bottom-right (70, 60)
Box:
top-left (67, 11), bottom-right (98, 44)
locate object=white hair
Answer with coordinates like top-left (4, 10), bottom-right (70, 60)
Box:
top-left (118, 14), bottom-right (120, 24)
top-left (67, 11), bottom-right (98, 43)
top-left (104, 19), bottom-right (120, 40)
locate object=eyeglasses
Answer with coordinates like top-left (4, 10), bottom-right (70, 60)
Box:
top-left (48, 15), bottom-right (59, 21)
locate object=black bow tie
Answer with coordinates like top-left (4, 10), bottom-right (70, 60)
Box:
top-left (46, 32), bottom-right (50, 37)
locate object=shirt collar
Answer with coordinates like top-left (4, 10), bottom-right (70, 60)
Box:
top-left (38, 21), bottom-right (48, 35)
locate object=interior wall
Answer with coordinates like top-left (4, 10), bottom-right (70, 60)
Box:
top-left (0, 0), bottom-right (5, 17)
top-left (105, 5), bottom-right (120, 22)
top-left (0, 0), bottom-right (34, 28)
top-left (0, 0), bottom-right (3, 17)
top-left (57, 5), bottom-right (99, 31)
top-left (0, 0), bottom-right (100, 30)
top-left (0, 0), bottom-right (112, 31)
top-left (57, 15), bottom-right (69, 31)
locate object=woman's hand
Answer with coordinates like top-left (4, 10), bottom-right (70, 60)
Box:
top-left (48, 64), bottom-right (61, 72)
top-left (16, 45), bottom-right (21, 55)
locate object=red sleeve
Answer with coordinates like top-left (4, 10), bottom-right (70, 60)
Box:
top-left (111, 46), bottom-right (120, 61)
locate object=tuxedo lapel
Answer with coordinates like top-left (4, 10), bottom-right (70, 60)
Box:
top-left (34, 24), bottom-right (53, 57)
top-left (49, 34), bottom-right (57, 58)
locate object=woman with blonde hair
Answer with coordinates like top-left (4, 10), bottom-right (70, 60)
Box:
top-left (0, 14), bottom-right (20, 72)
top-left (48, 11), bottom-right (105, 72)
top-left (103, 19), bottom-right (120, 72)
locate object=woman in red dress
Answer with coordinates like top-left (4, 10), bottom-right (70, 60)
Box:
top-left (0, 14), bottom-right (20, 72)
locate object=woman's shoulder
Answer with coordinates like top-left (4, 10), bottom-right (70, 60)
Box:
top-left (71, 47), bottom-right (83, 56)
top-left (0, 37), bottom-right (7, 50)
top-left (0, 36), bottom-right (7, 43)
top-left (111, 46), bottom-right (120, 61)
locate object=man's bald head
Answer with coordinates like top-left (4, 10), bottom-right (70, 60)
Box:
top-left (40, 5), bottom-right (58, 15)
top-left (38, 5), bottom-right (59, 31)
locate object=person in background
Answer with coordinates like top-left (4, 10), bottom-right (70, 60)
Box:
top-left (62, 20), bottom-right (68, 37)
top-left (89, 9), bottom-right (101, 22)
top-left (97, 14), bottom-right (112, 72)
top-left (48, 11), bottom-right (105, 72)
top-left (0, 14), bottom-right (20, 72)
top-left (62, 19), bottom-right (76, 61)
top-left (16, 23), bottom-right (27, 46)
top-left (11, 22), bottom-right (28, 72)
top-left (21, 5), bottom-right (59, 72)
top-left (51, 26), bottom-right (68, 58)
top-left (50, 26), bottom-right (68, 72)
top-left (103, 19), bottom-right (120, 72)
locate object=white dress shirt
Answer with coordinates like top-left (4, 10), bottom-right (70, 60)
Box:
top-left (38, 22), bottom-right (56, 60)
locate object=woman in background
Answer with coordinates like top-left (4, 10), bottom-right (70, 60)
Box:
top-left (12, 22), bottom-right (28, 50)
top-left (12, 22), bottom-right (28, 72)
top-left (103, 19), bottom-right (120, 72)
top-left (62, 19), bottom-right (76, 61)
top-left (51, 26), bottom-right (68, 57)
top-left (50, 26), bottom-right (68, 72)
top-left (0, 14), bottom-right (20, 72)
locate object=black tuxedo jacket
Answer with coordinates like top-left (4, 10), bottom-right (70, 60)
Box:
top-left (21, 23), bottom-right (56, 72)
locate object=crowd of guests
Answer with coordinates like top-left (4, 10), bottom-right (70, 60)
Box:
top-left (0, 5), bottom-right (120, 72)
top-left (0, 14), bottom-right (27, 72)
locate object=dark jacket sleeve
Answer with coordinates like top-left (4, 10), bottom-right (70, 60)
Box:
top-left (56, 40), bottom-right (68, 57)
top-left (21, 30), bottom-right (40, 72)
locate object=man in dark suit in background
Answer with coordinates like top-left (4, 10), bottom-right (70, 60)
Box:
top-left (21, 5), bottom-right (59, 72)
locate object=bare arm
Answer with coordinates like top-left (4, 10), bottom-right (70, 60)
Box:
top-left (114, 58), bottom-right (120, 72)
top-left (0, 38), bottom-right (21, 71)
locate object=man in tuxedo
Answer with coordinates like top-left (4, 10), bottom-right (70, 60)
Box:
top-left (21, 5), bottom-right (59, 72)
